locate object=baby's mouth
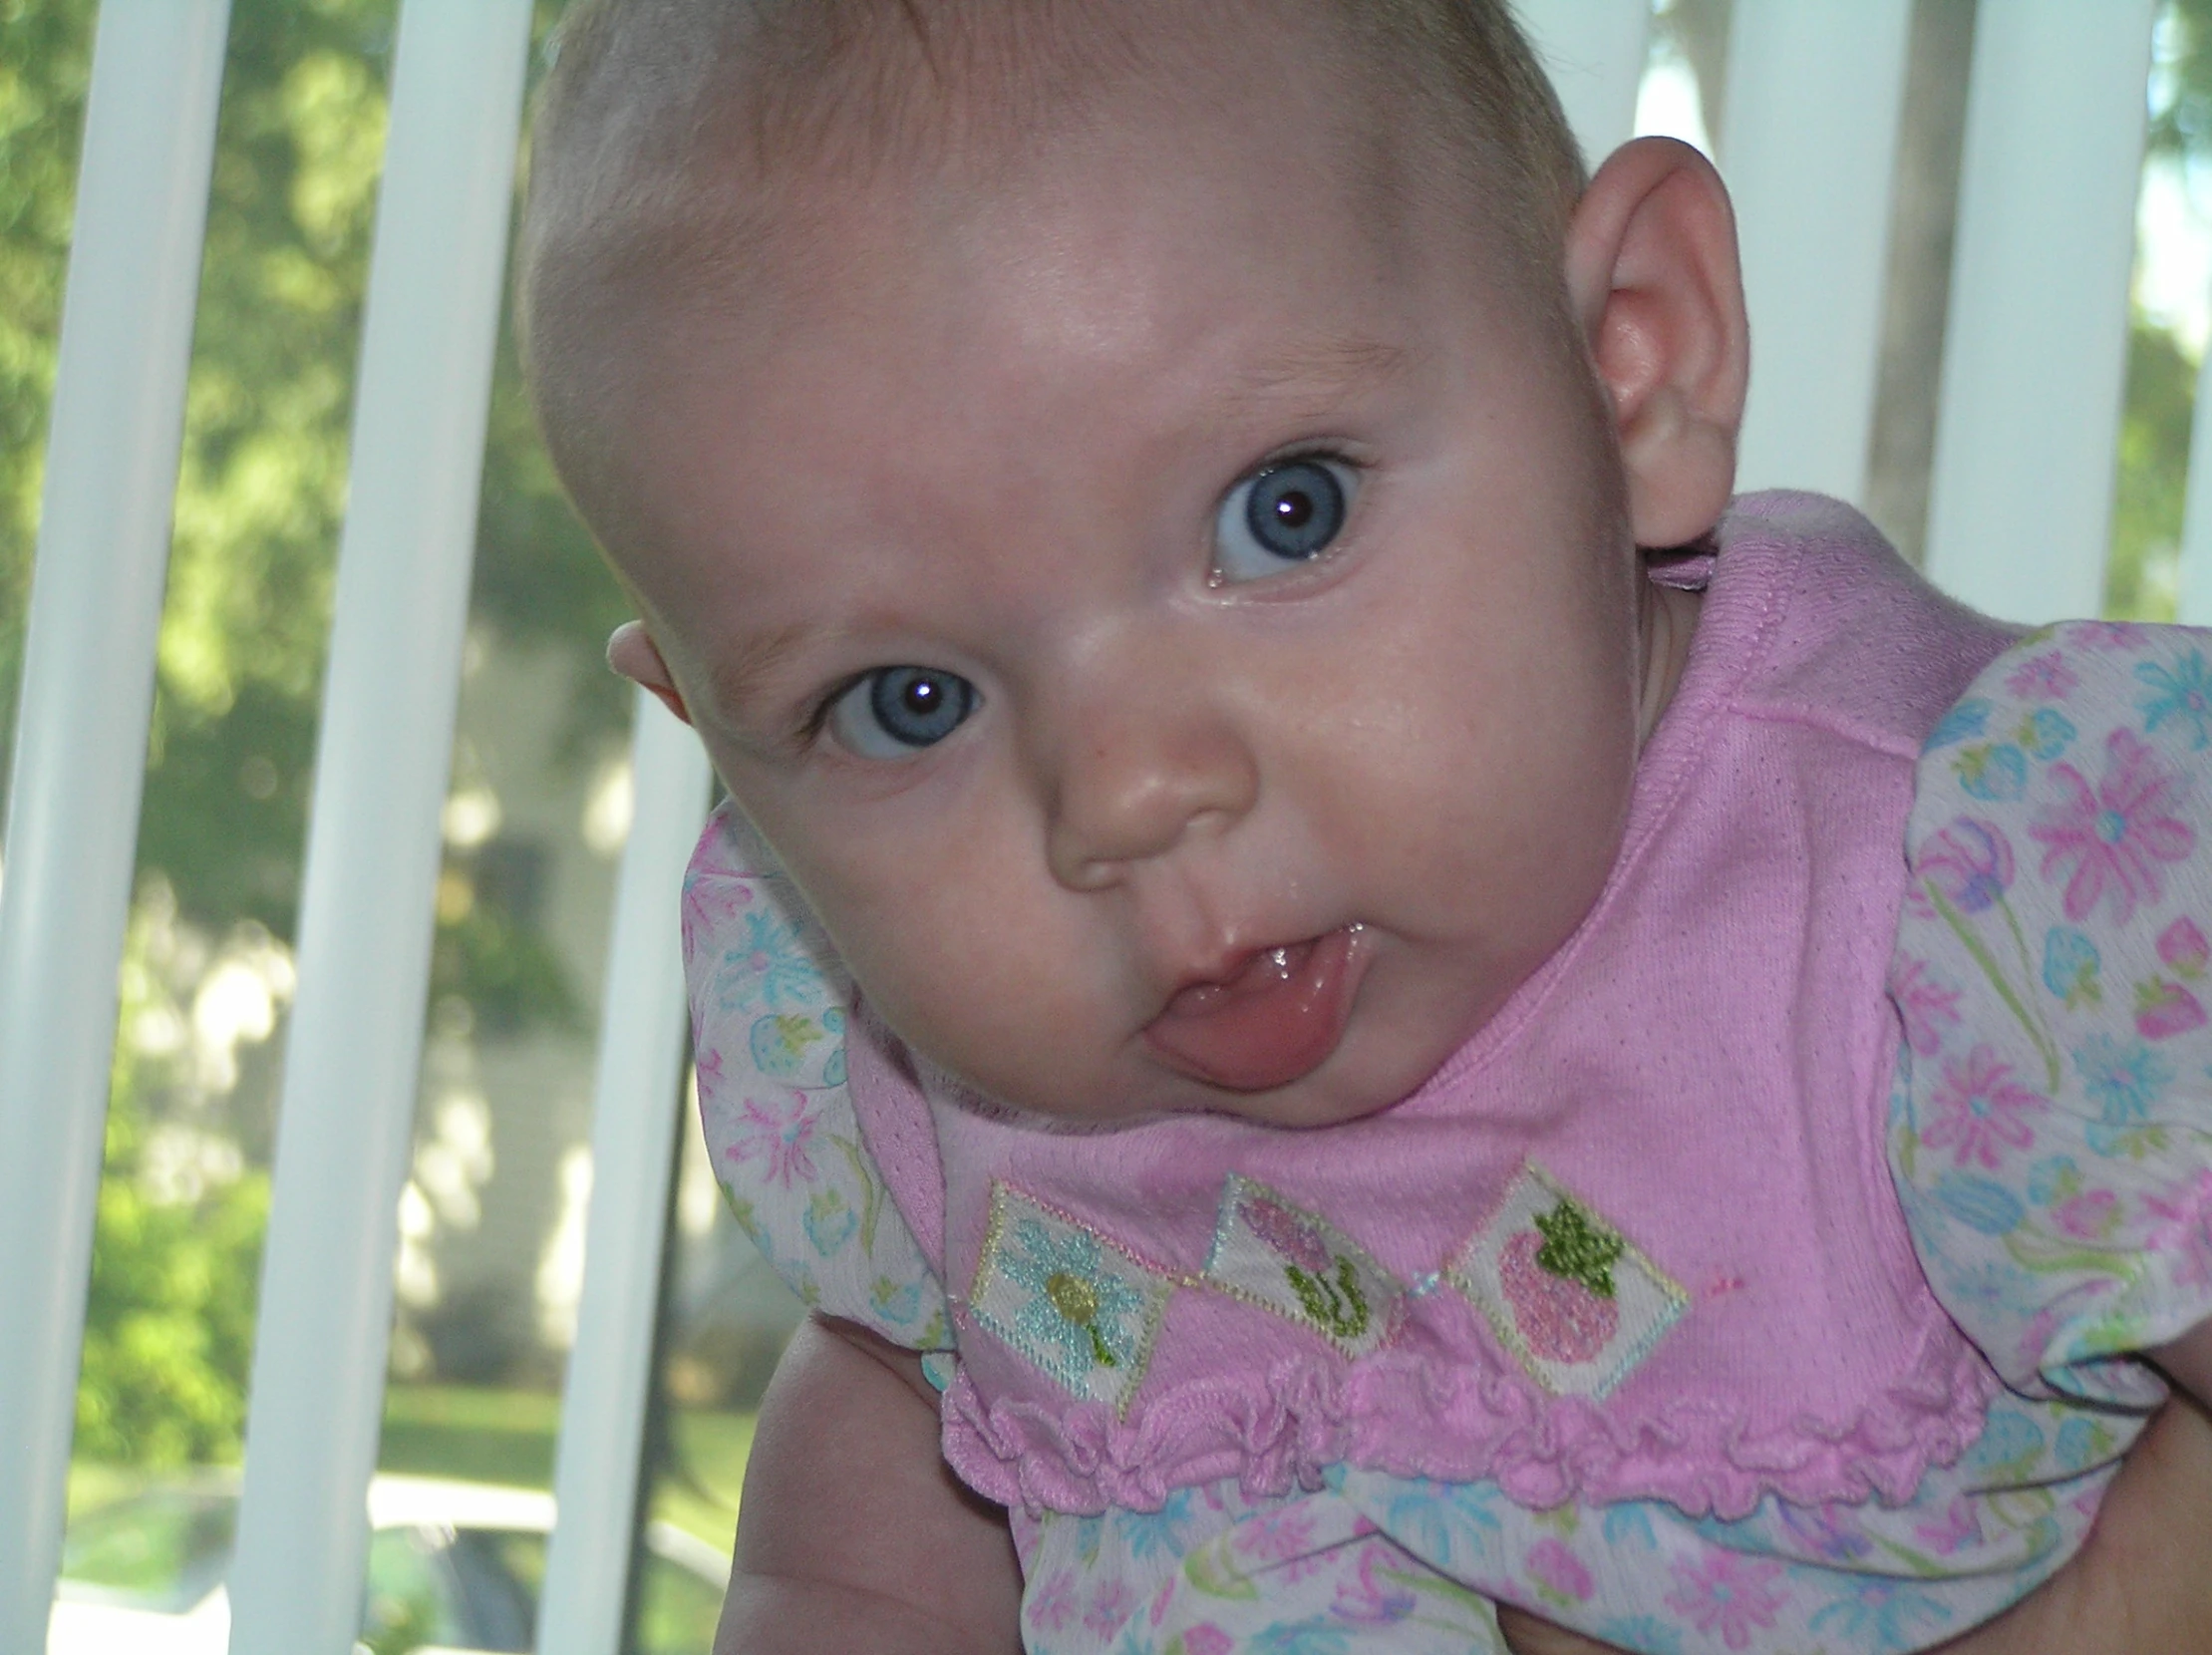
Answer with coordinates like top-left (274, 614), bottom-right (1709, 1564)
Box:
top-left (1143, 926), bottom-right (1365, 1094)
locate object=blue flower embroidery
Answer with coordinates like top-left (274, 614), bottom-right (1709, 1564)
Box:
top-left (2137, 648), bottom-right (2212, 749)
top-left (2073, 1033), bottom-right (2173, 1127)
top-left (995, 1217), bottom-right (1148, 1379)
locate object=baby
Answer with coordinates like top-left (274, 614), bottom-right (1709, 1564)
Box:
top-left (514, 1), bottom-right (2212, 1649)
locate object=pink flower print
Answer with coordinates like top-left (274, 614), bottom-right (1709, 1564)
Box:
top-left (1181, 1627), bottom-right (1235, 1655)
top-left (2031, 730), bottom-right (2195, 925)
top-left (2160, 917), bottom-right (2211, 978)
top-left (693, 1045), bottom-right (726, 1095)
top-left (1083, 1576), bottom-right (1141, 1637)
top-left (722, 1090), bottom-right (820, 1188)
top-left (1664, 1551), bottom-right (1786, 1650)
top-left (1890, 957), bottom-right (1963, 1056)
top-left (1027, 1570), bottom-right (1080, 1633)
top-left (1332, 1539), bottom-right (1418, 1626)
top-left (1240, 1195), bottom-right (1331, 1273)
top-left (2072, 621), bottom-right (2150, 651)
top-left (1524, 1538), bottom-right (1594, 1603)
top-left (2006, 650), bottom-right (2079, 700)
top-left (2054, 1188), bottom-right (2119, 1239)
top-left (1920, 818), bottom-right (2015, 913)
top-left (2135, 977), bottom-right (2208, 1041)
top-left (2144, 1169), bottom-right (2212, 1292)
top-left (1924, 1044), bottom-right (2046, 1169)
top-left (1229, 1504), bottom-right (1327, 1583)
top-left (1912, 1495), bottom-right (1984, 1556)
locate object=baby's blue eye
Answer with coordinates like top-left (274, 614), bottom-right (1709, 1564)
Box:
top-left (1212, 457), bottom-right (1356, 583)
top-left (827, 665), bottom-right (977, 757)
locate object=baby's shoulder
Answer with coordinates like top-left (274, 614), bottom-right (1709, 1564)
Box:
top-left (1713, 492), bottom-right (2021, 756)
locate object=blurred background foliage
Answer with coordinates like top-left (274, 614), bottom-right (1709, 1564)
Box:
top-left (1, 0), bottom-right (625, 1471)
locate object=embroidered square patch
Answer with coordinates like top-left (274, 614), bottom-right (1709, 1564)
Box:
top-left (968, 1183), bottom-right (1173, 1412)
top-left (1201, 1174), bottom-right (1402, 1358)
top-left (1446, 1162), bottom-right (1687, 1400)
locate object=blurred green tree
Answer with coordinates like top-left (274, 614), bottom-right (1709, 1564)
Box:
top-left (2, 0), bottom-right (621, 1464)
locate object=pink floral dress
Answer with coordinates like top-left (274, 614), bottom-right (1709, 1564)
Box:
top-left (683, 613), bottom-right (2209, 1654)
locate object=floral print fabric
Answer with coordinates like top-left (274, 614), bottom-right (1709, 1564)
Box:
top-left (684, 818), bottom-right (953, 1359)
top-left (1895, 620), bottom-right (2212, 1407)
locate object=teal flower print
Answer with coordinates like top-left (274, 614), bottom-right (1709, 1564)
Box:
top-left (1113, 1490), bottom-right (1196, 1561)
top-left (1248, 1620), bottom-right (1352, 1655)
top-left (2042, 927), bottom-right (2101, 1008)
top-left (1926, 699), bottom-right (1991, 751)
top-left (802, 1188), bottom-right (857, 1256)
top-left (2073, 1033), bottom-right (2172, 1127)
top-left (1954, 743), bottom-right (2028, 802)
top-left (997, 1218), bottom-right (1147, 1376)
top-left (2136, 648), bottom-right (2212, 749)
top-left (714, 910), bottom-right (824, 1013)
top-left (1933, 1171), bottom-right (2026, 1235)
top-left (2014, 707), bottom-right (2076, 760)
top-left (1597, 1619), bottom-right (1683, 1655)
top-left (1808, 1580), bottom-right (1953, 1653)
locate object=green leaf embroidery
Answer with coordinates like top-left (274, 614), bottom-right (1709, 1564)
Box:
top-left (1285, 1255), bottom-right (1370, 1340)
top-left (1532, 1199), bottom-right (1624, 1299)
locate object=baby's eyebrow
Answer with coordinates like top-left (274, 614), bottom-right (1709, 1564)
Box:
top-left (1214, 335), bottom-right (1410, 422)
top-left (702, 619), bottom-right (816, 731)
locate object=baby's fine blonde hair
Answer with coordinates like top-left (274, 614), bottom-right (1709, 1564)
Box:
top-left (517, 0), bottom-right (1586, 530)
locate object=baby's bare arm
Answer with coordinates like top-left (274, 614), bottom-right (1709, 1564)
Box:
top-left (2151, 1316), bottom-right (2212, 1404)
top-left (715, 1312), bottom-right (1024, 1655)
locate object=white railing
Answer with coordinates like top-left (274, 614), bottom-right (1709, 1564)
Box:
top-left (0, 1), bottom-right (2183, 1650)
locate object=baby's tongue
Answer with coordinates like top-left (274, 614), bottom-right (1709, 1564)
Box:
top-left (1143, 930), bottom-right (1357, 1094)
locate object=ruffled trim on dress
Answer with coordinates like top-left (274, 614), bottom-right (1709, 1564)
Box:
top-left (941, 1294), bottom-right (1997, 1519)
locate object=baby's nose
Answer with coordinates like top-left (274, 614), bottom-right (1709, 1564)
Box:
top-left (1041, 683), bottom-right (1259, 891)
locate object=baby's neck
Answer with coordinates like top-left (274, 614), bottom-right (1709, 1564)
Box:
top-left (1636, 577), bottom-right (1705, 750)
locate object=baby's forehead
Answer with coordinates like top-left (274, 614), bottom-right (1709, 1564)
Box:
top-left (522, 1), bottom-right (1581, 549)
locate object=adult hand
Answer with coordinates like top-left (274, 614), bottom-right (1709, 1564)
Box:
top-left (1495, 1396), bottom-right (2212, 1655)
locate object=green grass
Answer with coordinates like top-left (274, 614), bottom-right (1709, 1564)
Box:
top-left (70, 1385), bottom-right (755, 1557)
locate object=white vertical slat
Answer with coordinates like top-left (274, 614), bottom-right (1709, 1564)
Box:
top-left (224, 5), bottom-right (530, 1652)
top-left (539, 695), bottom-right (713, 1655)
top-left (0, 6), bottom-right (229, 1648)
top-left (1923, 3), bottom-right (2156, 623)
top-left (1515, 0), bottom-right (1652, 166)
top-left (1722, 0), bottom-right (1912, 503)
top-left (2176, 341), bottom-right (2212, 624)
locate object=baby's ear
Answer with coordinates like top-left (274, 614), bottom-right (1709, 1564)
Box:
top-left (608, 619), bottom-right (693, 726)
top-left (1565, 137), bottom-right (1748, 548)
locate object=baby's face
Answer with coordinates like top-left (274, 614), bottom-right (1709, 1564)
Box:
top-left (610, 41), bottom-right (1657, 1128)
